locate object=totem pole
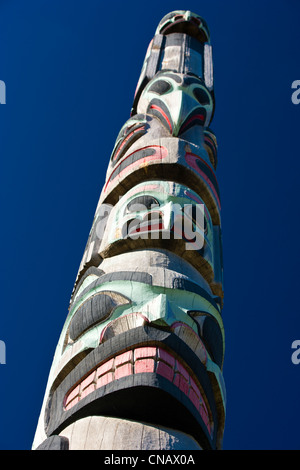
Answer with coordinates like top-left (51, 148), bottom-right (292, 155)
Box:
top-left (33, 10), bottom-right (225, 450)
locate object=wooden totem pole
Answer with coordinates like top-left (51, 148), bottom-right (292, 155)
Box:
top-left (33, 10), bottom-right (225, 450)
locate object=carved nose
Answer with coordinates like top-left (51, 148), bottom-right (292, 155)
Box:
top-left (159, 90), bottom-right (202, 136)
top-left (142, 294), bottom-right (177, 327)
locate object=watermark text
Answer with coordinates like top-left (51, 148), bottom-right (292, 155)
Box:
top-left (95, 202), bottom-right (205, 250)
top-left (291, 340), bottom-right (300, 364)
top-left (291, 80), bottom-right (300, 105)
top-left (0, 340), bottom-right (6, 364)
top-left (0, 80), bottom-right (6, 104)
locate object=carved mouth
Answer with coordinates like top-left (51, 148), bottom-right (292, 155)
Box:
top-left (63, 344), bottom-right (212, 437)
top-left (45, 322), bottom-right (218, 449)
top-left (63, 314), bottom-right (209, 416)
top-left (124, 212), bottom-right (165, 238)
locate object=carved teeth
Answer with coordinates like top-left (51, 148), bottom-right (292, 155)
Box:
top-left (63, 345), bottom-right (213, 438)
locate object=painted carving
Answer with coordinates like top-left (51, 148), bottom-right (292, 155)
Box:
top-left (33, 10), bottom-right (225, 451)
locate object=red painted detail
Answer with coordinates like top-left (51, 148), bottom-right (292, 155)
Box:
top-left (175, 361), bottom-right (189, 381)
top-left (115, 350), bottom-right (133, 367)
top-left (97, 359), bottom-right (114, 377)
top-left (65, 385), bottom-right (80, 405)
top-left (187, 151), bottom-right (215, 174)
top-left (189, 377), bottom-right (201, 398)
top-left (157, 348), bottom-right (176, 368)
top-left (134, 346), bottom-right (157, 359)
top-left (81, 371), bottom-right (96, 391)
top-left (63, 345), bottom-right (212, 428)
top-left (171, 321), bottom-right (186, 330)
top-left (96, 372), bottom-right (114, 388)
top-left (115, 363), bottom-right (133, 380)
top-left (189, 388), bottom-right (200, 410)
top-left (173, 373), bottom-right (189, 395)
top-left (104, 145), bottom-right (168, 193)
top-left (135, 358), bottom-right (155, 374)
top-left (149, 104), bottom-right (173, 133)
top-left (180, 113), bottom-right (205, 133)
top-left (113, 126), bottom-right (146, 162)
top-left (130, 222), bottom-right (164, 234)
top-left (185, 152), bottom-right (221, 209)
top-left (65, 396), bottom-right (80, 411)
top-left (80, 383), bottom-right (96, 399)
top-left (156, 361), bottom-right (174, 382)
top-left (200, 406), bottom-right (209, 427)
top-left (200, 397), bottom-right (209, 417)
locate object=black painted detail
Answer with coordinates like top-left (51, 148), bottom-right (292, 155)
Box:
top-left (188, 312), bottom-right (223, 369)
top-left (148, 79), bottom-right (172, 95)
top-left (147, 98), bottom-right (173, 133)
top-left (125, 195), bottom-right (160, 213)
top-left (73, 271), bottom-right (153, 307)
top-left (69, 293), bottom-right (124, 342)
top-left (109, 147), bottom-right (157, 181)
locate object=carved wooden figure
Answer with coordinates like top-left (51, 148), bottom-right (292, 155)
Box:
top-left (33, 10), bottom-right (225, 451)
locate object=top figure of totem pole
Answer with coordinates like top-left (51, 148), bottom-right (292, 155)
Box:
top-left (33, 10), bottom-right (226, 451)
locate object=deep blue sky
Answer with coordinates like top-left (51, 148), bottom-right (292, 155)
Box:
top-left (0, 0), bottom-right (299, 450)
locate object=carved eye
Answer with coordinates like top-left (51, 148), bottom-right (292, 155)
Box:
top-left (125, 195), bottom-right (159, 214)
top-left (193, 87), bottom-right (210, 105)
top-left (68, 291), bottom-right (130, 342)
top-left (148, 79), bottom-right (171, 95)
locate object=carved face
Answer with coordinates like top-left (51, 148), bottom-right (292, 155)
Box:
top-left (99, 180), bottom-right (214, 273)
top-left (100, 127), bottom-right (221, 228)
top-left (137, 72), bottom-right (214, 134)
top-left (41, 265), bottom-right (225, 449)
